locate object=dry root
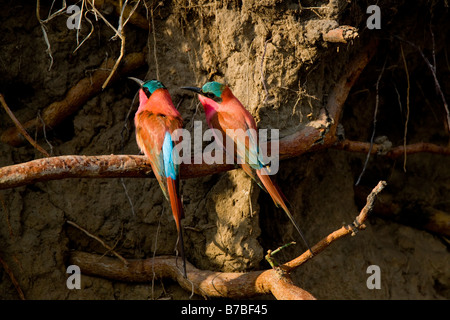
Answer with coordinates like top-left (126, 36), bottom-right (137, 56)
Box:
top-left (323, 25), bottom-right (359, 44)
top-left (1, 52), bottom-right (145, 148)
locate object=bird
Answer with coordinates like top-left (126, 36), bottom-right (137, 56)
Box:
top-left (182, 81), bottom-right (311, 252)
top-left (130, 78), bottom-right (187, 277)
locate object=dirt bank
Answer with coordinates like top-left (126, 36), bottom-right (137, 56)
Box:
top-left (0, 0), bottom-right (449, 299)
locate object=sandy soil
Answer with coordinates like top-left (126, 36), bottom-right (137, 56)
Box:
top-left (0, 0), bottom-right (449, 299)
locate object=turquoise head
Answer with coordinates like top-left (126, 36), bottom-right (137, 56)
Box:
top-left (201, 81), bottom-right (226, 99)
top-left (142, 80), bottom-right (166, 98)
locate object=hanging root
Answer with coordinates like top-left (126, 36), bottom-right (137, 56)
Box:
top-left (1, 52), bottom-right (145, 147)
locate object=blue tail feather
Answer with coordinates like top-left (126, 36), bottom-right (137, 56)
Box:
top-left (162, 131), bottom-right (178, 179)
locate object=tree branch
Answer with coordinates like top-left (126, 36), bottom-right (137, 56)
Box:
top-left (281, 181), bottom-right (387, 272)
top-left (0, 155), bottom-right (236, 190)
top-left (69, 251), bottom-right (316, 300)
top-left (334, 139), bottom-right (450, 158)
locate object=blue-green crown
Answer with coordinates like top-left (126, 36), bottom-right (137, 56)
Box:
top-left (202, 81), bottom-right (225, 98)
top-left (143, 80), bottom-right (166, 94)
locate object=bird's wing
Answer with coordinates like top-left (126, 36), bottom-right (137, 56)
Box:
top-left (135, 110), bottom-right (183, 199)
top-left (210, 111), bottom-right (262, 168)
top-left (136, 108), bottom-right (186, 276)
top-left (209, 111), bottom-right (267, 190)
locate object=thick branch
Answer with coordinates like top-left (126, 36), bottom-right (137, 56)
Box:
top-left (69, 251), bottom-right (316, 300)
top-left (0, 140), bottom-right (447, 191)
top-left (0, 155), bottom-right (234, 190)
top-left (2, 138), bottom-right (444, 191)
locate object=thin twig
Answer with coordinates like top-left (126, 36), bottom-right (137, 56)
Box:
top-left (0, 255), bottom-right (25, 300)
top-left (43, 0), bottom-right (67, 22)
top-left (36, 0), bottom-right (54, 71)
top-left (0, 195), bottom-right (14, 239)
top-left (0, 94), bottom-right (49, 157)
top-left (355, 57), bottom-right (387, 185)
top-left (150, 3), bottom-right (160, 79)
top-left (75, 0), bottom-right (86, 46)
top-left (74, 4), bottom-right (95, 53)
top-left (265, 241), bottom-right (296, 268)
top-left (283, 180), bottom-right (387, 271)
top-left (400, 44), bottom-right (410, 172)
top-left (334, 139), bottom-right (450, 157)
top-left (36, 110), bottom-right (54, 156)
top-left (82, 0), bottom-right (127, 90)
top-left (260, 38), bottom-right (271, 104)
top-left (122, 0), bottom-right (141, 29)
top-left (396, 36), bottom-right (450, 131)
top-left (66, 220), bottom-right (129, 265)
top-left (151, 207), bottom-right (163, 300)
top-left (120, 178), bottom-right (136, 216)
top-left (102, 22), bottom-right (125, 88)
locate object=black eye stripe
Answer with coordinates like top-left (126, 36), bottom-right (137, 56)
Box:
top-left (205, 92), bottom-right (222, 103)
top-left (143, 86), bottom-right (151, 98)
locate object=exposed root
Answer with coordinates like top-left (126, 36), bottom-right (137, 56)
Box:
top-left (323, 25), bottom-right (359, 44)
top-left (334, 140), bottom-right (450, 158)
top-left (0, 255), bottom-right (25, 300)
top-left (1, 52), bottom-right (145, 147)
top-left (67, 220), bottom-right (129, 266)
top-left (0, 94), bottom-right (49, 157)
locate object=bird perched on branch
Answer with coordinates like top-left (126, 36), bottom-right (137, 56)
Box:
top-left (183, 81), bottom-right (311, 252)
top-left (130, 78), bottom-right (187, 277)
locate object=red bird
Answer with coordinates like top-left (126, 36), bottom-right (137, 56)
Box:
top-left (183, 81), bottom-right (311, 252)
top-left (132, 78), bottom-right (187, 277)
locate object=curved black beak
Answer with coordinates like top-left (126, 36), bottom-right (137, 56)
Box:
top-left (181, 86), bottom-right (203, 95)
top-left (128, 77), bottom-right (144, 87)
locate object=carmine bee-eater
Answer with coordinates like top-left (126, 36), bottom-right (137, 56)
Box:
top-left (131, 78), bottom-right (187, 277)
top-left (183, 81), bottom-right (311, 252)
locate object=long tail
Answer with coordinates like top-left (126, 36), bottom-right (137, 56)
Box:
top-left (167, 177), bottom-right (187, 277)
top-left (256, 169), bottom-right (312, 253)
